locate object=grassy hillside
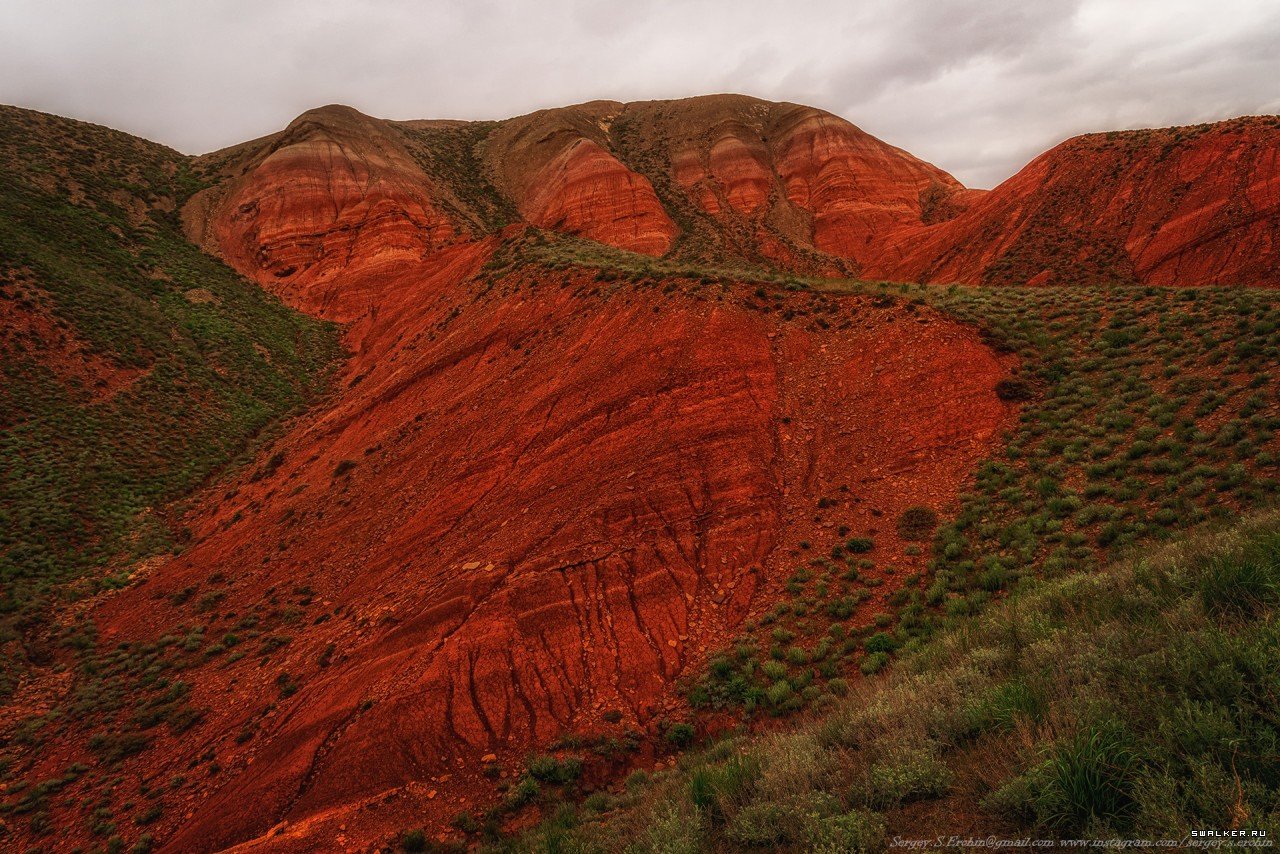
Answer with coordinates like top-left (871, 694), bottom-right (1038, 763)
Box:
top-left (0, 107), bottom-right (340, 698)
top-left (678, 282), bottom-right (1280, 724)
top-left (398, 245), bottom-right (1280, 851)
top-left (503, 509), bottom-right (1280, 852)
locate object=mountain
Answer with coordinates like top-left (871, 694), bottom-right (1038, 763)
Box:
top-left (184, 96), bottom-right (1280, 290)
top-left (1, 95), bottom-right (1279, 853)
top-left (876, 116), bottom-right (1280, 287)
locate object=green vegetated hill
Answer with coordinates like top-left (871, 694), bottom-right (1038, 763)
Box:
top-left (507, 510), bottom-right (1280, 852)
top-left (0, 107), bottom-right (341, 698)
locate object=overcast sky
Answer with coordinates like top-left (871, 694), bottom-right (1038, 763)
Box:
top-left (2, 0), bottom-right (1277, 188)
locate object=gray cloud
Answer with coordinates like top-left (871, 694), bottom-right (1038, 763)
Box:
top-left (1, 0), bottom-right (1276, 187)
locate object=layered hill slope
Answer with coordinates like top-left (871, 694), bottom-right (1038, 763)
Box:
top-left (3, 94), bottom-right (1279, 854)
top-left (186, 97), bottom-right (1280, 287)
top-left (878, 116), bottom-right (1280, 287)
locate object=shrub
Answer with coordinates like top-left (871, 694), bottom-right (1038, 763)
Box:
top-left (860, 652), bottom-right (889, 675)
top-left (897, 506), bottom-right (939, 541)
top-left (996, 377), bottom-right (1035, 401)
top-left (527, 754), bottom-right (582, 784)
top-left (766, 680), bottom-right (794, 706)
top-left (857, 747), bottom-right (953, 808)
top-left (726, 802), bottom-right (791, 846)
top-left (864, 632), bottom-right (898, 654)
top-left (399, 829), bottom-right (427, 852)
top-left (808, 810), bottom-right (886, 853)
top-left (665, 723), bottom-right (696, 749)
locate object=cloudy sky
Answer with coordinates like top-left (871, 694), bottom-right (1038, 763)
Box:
top-left (2, 0), bottom-right (1277, 188)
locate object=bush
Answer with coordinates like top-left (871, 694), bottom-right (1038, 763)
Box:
top-left (726, 802), bottom-right (791, 846)
top-left (527, 754), bottom-right (582, 784)
top-left (809, 810), bottom-right (886, 853)
top-left (897, 506), bottom-right (939, 541)
top-left (864, 632), bottom-right (897, 654)
top-left (995, 377), bottom-right (1035, 401)
top-left (860, 652), bottom-right (889, 675)
top-left (665, 723), bottom-right (696, 749)
top-left (399, 829), bottom-right (427, 852)
top-left (857, 747), bottom-right (953, 808)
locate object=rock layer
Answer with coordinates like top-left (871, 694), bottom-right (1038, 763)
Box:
top-left (485, 102), bottom-right (678, 256)
top-left (875, 117), bottom-right (1280, 287)
top-left (72, 241), bottom-right (1012, 850)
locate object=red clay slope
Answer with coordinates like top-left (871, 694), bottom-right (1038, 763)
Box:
top-left (484, 101), bottom-right (678, 256)
top-left (87, 257), bottom-right (1006, 852)
top-left (8, 104), bottom-right (1013, 851)
top-left (873, 116), bottom-right (1280, 287)
top-left (189, 99), bottom-right (1280, 287)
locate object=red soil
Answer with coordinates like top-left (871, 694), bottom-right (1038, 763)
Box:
top-left (62, 237), bottom-right (1011, 849)
top-left (25, 94), bottom-right (1279, 852)
top-left (873, 117), bottom-right (1280, 287)
top-left (54, 120), bottom-right (1016, 847)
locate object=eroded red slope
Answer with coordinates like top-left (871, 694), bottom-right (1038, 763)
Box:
top-left (484, 102), bottom-right (678, 256)
top-left (67, 244), bottom-right (1011, 850)
top-left (876, 117), bottom-right (1280, 286)
top-left (13, 114), bottom-right (1018, 850)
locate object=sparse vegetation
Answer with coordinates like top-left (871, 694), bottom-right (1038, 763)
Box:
top-left (509, 511), bottom-right (1280, 850)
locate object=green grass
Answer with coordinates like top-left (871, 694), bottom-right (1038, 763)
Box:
top-left (682, 280), bottom-right (1280, 719)
top-left (0, 106), bottom-right (341, 847)
top-left (0, 106), bottom-right (340, 697)
top-left (503, 510), bottom-right (1280, 851)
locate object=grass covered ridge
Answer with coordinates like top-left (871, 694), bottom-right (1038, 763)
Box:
top-left (506, 511), bottom-right (1280, 851)
top-left (0, 106), bottom-right (341, 697)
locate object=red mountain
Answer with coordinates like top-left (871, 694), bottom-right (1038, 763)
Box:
top-left (2, 94), bottom-right (1278, 853)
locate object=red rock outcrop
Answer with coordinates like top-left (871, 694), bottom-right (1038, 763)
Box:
top-left (876, 116), bottom-right (1280, 286)
top-left (186, 105), bottom-right (460, 313)
top-left (43, 238), bottom-right (1010, 850)
top-left (485, 102), bottom-right (678, 256)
